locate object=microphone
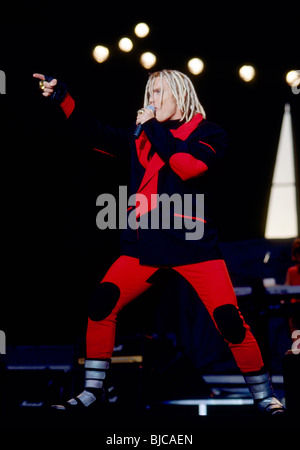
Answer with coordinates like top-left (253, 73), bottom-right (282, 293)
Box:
top-left (133, 105), bottom-right (155, 139)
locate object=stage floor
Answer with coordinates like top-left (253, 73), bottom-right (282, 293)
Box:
top-left (1, 403), bottom-right (298, 433)
top-left (1, 373), bottom-right (298, 432)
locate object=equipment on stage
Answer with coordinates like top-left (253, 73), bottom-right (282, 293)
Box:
top-left (235, 285), bottom-right (300, 297)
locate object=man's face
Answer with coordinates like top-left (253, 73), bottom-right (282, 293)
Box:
top-left (149, 77), bottom-right (183, 122)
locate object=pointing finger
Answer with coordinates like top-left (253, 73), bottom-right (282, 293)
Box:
top-left (33, 73), bottom-right (45, 81)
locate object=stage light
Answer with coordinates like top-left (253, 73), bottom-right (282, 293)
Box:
top-left (118, 37), bottom-right (133, 52)
top-left (134, 22), bottom-right (150, 38)
top-left (286, 70), bottom-right (300, 88)
top-left (139, 52), bottom-right (156, 69)
top-left (92, 45), bottom-right (109, 63)
top-left (239, 65), bottom-right (256, 82)
top-left (187, 58), bottom-right (204, 75)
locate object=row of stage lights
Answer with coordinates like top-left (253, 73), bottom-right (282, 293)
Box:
top-left (92, 22), bottom-right (300, 88)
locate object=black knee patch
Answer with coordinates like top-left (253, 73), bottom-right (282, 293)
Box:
top-left (213, 304), bottom-right (246, 344)
top-left (88, 282), bottom-right (120, 321)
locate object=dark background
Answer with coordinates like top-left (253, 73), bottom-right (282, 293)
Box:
top-left (1, 1), bottom-right (299, 351)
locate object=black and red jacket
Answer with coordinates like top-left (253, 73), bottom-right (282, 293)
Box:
top-left (61, 93), bottom-right (228, 266)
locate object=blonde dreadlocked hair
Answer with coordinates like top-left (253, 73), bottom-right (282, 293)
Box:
top-left (143, 69), bottom-right (206, 122)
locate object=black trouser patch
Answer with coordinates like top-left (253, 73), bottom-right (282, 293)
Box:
top-left (88, 282), bottom-right (121, 321)
top-left (213, 304), bottom-right (246, 344)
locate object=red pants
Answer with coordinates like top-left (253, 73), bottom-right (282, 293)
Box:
top-left (86, 256), bottom-right (264, 374)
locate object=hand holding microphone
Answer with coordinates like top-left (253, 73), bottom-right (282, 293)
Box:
top-left (134, 105), bottom-right (155, 138)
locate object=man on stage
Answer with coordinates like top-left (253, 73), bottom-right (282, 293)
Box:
top-left (33, 69), bottom-right (285, 415)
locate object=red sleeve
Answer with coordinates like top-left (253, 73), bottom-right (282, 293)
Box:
top-left (142, 117), bottom-right (226, 181)
top-left (169, 153), bottom-right (208, 180)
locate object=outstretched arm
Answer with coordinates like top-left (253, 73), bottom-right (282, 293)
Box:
top-left (32, 73), bottom-right (131, 157)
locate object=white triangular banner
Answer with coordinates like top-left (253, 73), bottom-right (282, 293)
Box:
top-left (265, 104), bottom-right (298, 238)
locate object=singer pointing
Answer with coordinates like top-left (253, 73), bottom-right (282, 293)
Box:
top-left (33, 70), bottom-right (285, 415)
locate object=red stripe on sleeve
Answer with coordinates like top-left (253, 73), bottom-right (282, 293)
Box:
top-left (93, 148), bottom-right (116, 157)
top-left (198, 140), bottom-right (216, 153)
